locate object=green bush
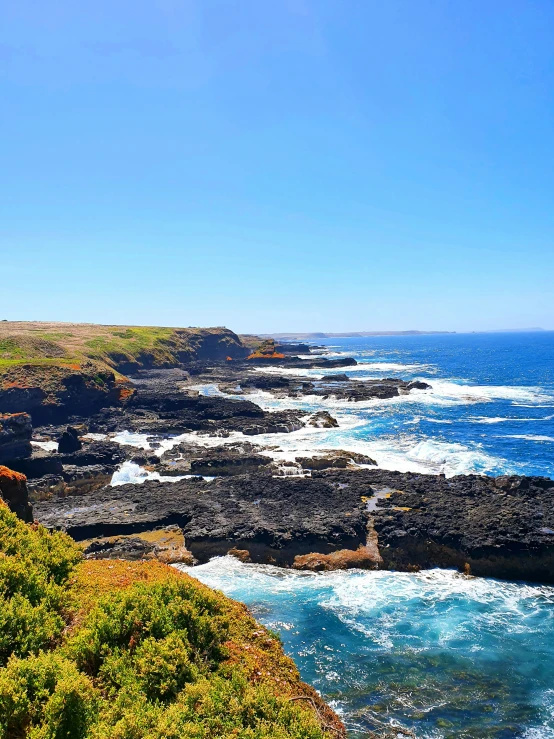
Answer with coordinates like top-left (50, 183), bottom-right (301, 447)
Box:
top-left (0, 652), bottom-right (99, 739)
top-left (0, 507), bottom-right (80, 665)
top-left (0, 507), bottom-right (335, 739)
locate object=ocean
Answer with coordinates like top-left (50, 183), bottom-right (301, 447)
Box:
top-left (176, 331), bottom-right (554, 739)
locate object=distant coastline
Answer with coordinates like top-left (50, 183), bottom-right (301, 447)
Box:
top-left (262, 328), bottom-right (547, 340)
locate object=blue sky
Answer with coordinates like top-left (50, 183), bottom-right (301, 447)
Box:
top-left (2, 0), bottom-right (553, 333)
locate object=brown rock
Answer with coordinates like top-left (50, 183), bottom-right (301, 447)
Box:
top-left (228, 547), bottom-right (252, 562)
top-left (292, 544), bottom-right (381, 571)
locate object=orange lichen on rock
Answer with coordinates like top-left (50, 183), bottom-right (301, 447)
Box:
top-left (117, 386), bottom-right (135, 401)
top-left (246, 338), bottom-right (286, 360)
top-left (0, 465), bottom-right (27, 488)
top-left (0, 465), bottom-right (33, 522)
top-left (247, 351), bottom-right (286, 360)
top-left (292, 544), bottom-right (382, 572)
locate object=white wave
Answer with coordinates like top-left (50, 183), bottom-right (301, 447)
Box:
top-left (110, 460), bottom-right (213, 486)
top-left (149, 385), bottom-right (510, 476)
top-left (253, 362), bottom-right (433, 379)
top-left (82, 432), bottom-right (108, 441)
top-left (505, 435), bottom-right (554, 442)
top-left (112, 430), bottom-right (191, 456)
top-left (178, 557), bottom-right (554, 612)
top-left (356, 361), bottom-right (434, 372)
top-left (469, 415), bottom-right (554, 424)
top-left (31, 440), bottom-right (58, 452)
top-left (422, 380), bottom-right (552, 405)
top-left (245, 376), bottom-right (552, 413)
top-left (190, 383), bottom-right (226, 397)
top-left (112, 430), bottom-right (152, 449)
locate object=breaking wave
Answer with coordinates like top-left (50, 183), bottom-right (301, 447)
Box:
top-left (179, 557), bottom-right (554, 739)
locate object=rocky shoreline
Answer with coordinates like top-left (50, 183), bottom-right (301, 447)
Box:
top-left (1, 337), bottom-right (553, 584)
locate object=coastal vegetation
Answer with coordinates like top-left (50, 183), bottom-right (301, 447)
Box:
top-left (0, 502), bottom-right (342, 739)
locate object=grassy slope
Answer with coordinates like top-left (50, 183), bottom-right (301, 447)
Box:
top-left (0, 504), bottom-right (343, 738)
top-left (0, 322), bottom-right (248, 375)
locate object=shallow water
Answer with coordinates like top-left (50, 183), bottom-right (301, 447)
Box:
top-left (181, 558), bottom-right (554, 739)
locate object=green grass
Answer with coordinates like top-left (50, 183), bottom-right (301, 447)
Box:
top-left (0, 506), bottom-right (340, 739)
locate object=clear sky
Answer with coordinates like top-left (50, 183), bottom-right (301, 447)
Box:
top-left (2, 0), bottom-right (553, 333)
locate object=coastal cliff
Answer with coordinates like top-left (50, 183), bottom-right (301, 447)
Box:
top-left (0, 322), bottom-right (249, 422)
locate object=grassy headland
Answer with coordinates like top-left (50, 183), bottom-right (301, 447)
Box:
top-left (0, 321), bottom-right (249, 375)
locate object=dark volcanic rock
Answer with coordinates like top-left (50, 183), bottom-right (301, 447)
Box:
top-left (8, 451), bottom-right (64, 479)
top-left (189, 455), bottom-right (270, 476)
top-left (59, 441), bottom-right (127, 468)
top-left (57, 426), bottom-right (82, 454)
top-left (34, 474), bottom-right (368, 565)
top-left (31, 464), bottom-right (554, 582)
top-left (297, 451), bottom-right (377, 470)
top-left (274, 343), bottom-right (312, 354)
top-left (307, 411), bottom-right (339, 428)
top-left (0, 413), bottom-right (32, 462)
top-left (320, 468), bottom-right (554, 583)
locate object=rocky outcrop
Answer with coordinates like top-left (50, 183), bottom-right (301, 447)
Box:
top-left (296, 451), bottom-right (377, 470)
top-left (0, 412), bottom-right (32, 462)
top-left (241, 372), bottom-right (430, 402)
top-left (34, 474), bottom-right (368, 566)
top-left (82, 527), bottom-right (194, 564)
top-left (0, 465), bottom-right (33, 522)
top-left (367, 470), bottom-right (554, 582)
top-left (308, 411), bottom-right (339, 428)
top-left (0, 363), bottom-right (120, 423)
top-left (57, 425), bottom-right (82, 453)
top-left (33, 467), bottom-right (554, 583)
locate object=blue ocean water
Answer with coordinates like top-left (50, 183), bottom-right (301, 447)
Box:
top-left (182, 332), bottom-right (554, 738)
top-left (184, 560), bottom-right (554, 739)
top-left (233, 331), bottom-right (554, 478)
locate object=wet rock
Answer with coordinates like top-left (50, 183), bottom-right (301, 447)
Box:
top-left (308, 411), bottom-right (339, 428)
top-left (228, 547), bottom-right (251, 562)
top-left (292, 544), bottom-right (381, 571)
top-left (407, 380), bottom-right (431, 391)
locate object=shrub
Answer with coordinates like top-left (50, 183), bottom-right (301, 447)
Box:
top-left (0, 513), bottom-right (340, 739)
top-left (0, 652), bottom-right (99, 739)
top-left (0, 506), bottom-right (81, 664)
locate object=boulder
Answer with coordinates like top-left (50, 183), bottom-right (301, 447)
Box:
top-left (57, 425), bottom-right (82, 454)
